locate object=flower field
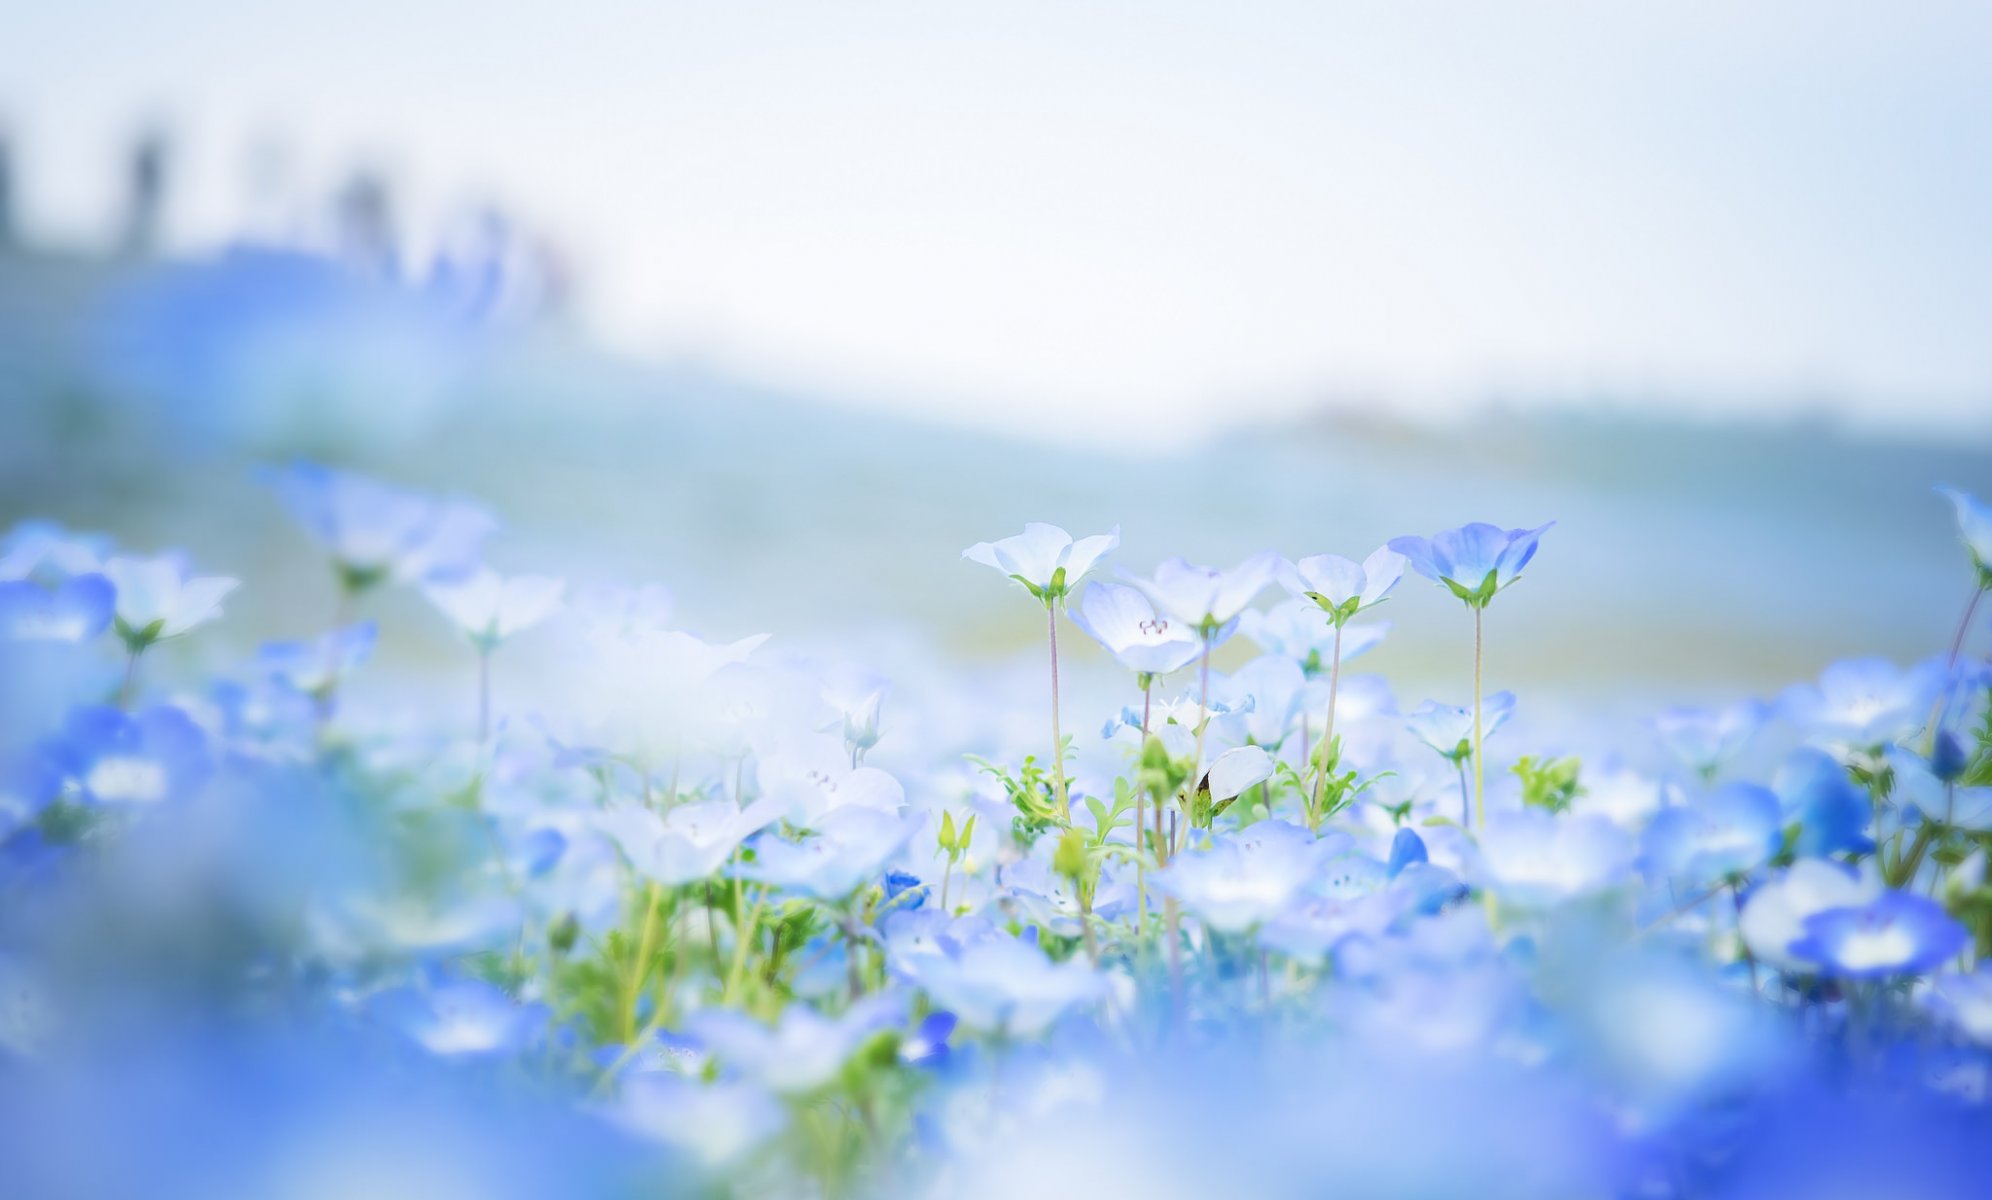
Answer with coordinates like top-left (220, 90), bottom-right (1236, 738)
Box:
top-left (4, 461), bottom-right (1992, 1199)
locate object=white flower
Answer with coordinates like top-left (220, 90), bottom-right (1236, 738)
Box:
top-left (963, 523), bottom-right (1120, 602)
top-left (1739, 859), bottom-right (1883, 971)
top-left (103, 553), bottom-right (238, 644)
top-left (1277, 545), bottom-right (1407, 623)
top-left (1130, 553), bottom-right (1281, 632)
top-left (423, 567), bottom-right (566, 650)
top-left (1065, 581), bottom-right (1201, 676)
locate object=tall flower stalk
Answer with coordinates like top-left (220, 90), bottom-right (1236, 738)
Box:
top-left (1277, 546), bottom-right (1404, 813)
top-left (1390, 523), bottom-right (1551, 828)
top-left (964, 523), bottom-right (1121, 824)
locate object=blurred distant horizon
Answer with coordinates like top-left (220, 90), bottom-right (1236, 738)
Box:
top-left (5, 0), bottom-right (1990, 446)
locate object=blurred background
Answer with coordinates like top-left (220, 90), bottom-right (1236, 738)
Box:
top-left (2, 0), bottom-right (1989, 710)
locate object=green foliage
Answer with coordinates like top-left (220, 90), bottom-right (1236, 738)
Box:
top-left (965, 750), bottom-right (1065, 841)
top-left (1513, 755), bottom-right (1582, 814)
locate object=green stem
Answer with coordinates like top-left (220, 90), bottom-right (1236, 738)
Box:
top-left (1048, 601), bottom-right (1069, 822)
top-left (1473, 606), bottom-right (1485, 829)
top-left (621, 882), bottom-right (663, 1043)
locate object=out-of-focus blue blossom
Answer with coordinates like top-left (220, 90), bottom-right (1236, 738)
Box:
top-left (371, 977), bottom-right (550, 1058)
top-left (1237, 598), bottom-right (1388, 673)
top-left (962, 523), bottom-right (1119, 603)
top-left (103, 553), bottom-right (238, 646)
top-left (821, 681), bottom-right (887, 764)
top-left (739, 806), bottom-right (921, 900)
top-left (689, 996), bottom-right (900, 1094)
top-left (1791, 890), bottom-right (1969, 978)
top-left (1740, 859), bottom-right (1883, 970)
top-left (1477, 810), bottom-right (1636, 907)
top-left (422, 567), bottom-right (565, 651)
top-left (1386, 827), bottom-right (1428, 877)
top-left (891, 924), bottom-right (1104, 1037)
top-left (0, 574), bottom-right (115, 643)
top-left (1276, 544), bottom-right (1407, 624)
top-left (1066, 580), bottom-right (1203, 675)
top-left (258, 622), bottom-right (378, 695)
top-left (598, 797), bottom-right (782, 887)
top-left (47, 704), bottom-right (211, 809)
top-left (900, 1010), bottom-right (957, 1067)
top-left (1406, 692), bottom-right (1517, 762)
top-left (1771, 748), bottom-right (1873, 857)
top-left (1780, 656), bottom-right (1946, 747)
top-left (0, 749), bottom-right (61, 836)
top-left (1924, 966), bottom-right (1992, 1045)
top-left (0, 521), bottom-right (112, 582)
top-left (1651, 699), bottom-right (1769, 779)
top-left (1641, 783), bottom-right (1782, 885)
top-left (1937, 485), bottom-right (1992, 582)
top-left (1155, 820), bottom-right (1327, 932)
top-left (607, 1073), bottom-right (785, 1169)
top-left (1388, 522), bottom-right (1552, 607)
top-left (1129, 553), bottom-right (1282, 634)
top-left (264, 461), bottom-right (498, 588)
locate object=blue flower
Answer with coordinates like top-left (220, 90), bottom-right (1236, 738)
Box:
top-left (1780, 657), bottom-right (1946, 747)
top-left (689, 996), bottom-right (901, 1094)
top-left (46, 704), bottom-right (211, 809)
top-left (1386, 827), bottom-right (1429, 878)
top-left (737, 807), bottom-right (921, 900)
top-left (1641, 783), bottom-right (1783, 884)
top-left (1238, 599), bottom-right (1388, 674)
top-left (1277, 545), bottom-right (1407, 625)
top-left (1388, 522), bottom-right (1553, 607)
top-left (1650, 699), bottom-right (1768, 780)
top-left (1477, 810), bottom-right (1637, 906)
top-left (1771, 749), bottom-right (1873, 858)
top-left (0, 574), bottom-right (114, 643)
top-left (1790, 890), bottom-right (1968, 978)
top-left (1405, 693), bottom-right (1517, 762)
top-left (1154, 820), bottom-right (1329, 932)
top-left (103, 553), bottom-right (239, 647)
top-left (371, 977), bottom-right (550, 1058)
top-left (263, 461), bottom-right (497, 589)
top-left (1066, 581), bottom-right (1203, 676)
top-left (1937, 485), bottom-right (1992, 584)
top-left (1739, 859), bottom-right (1882, 970)
top-left (0, 520), bottom-right (112, 582)
top-left (1129, 553), bottom-right (1283, 634)
top-left (889, 924), bottom-right (1104, 1037)
top-left (962, 523), bottom-right (1119, 603)
top-left (883, 869), bottom-right (927, 911)
top-left (259, 622), bottom-right (379, 695)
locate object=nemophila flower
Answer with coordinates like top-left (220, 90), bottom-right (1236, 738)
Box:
top-left (264, 461), bottom-right (497, 590)
top-left (758, 757), bottom-right (907, 825)
top-left (1131, 553), bottom-right (1282, 636)
top-left (259, 622), bottom-right (378, 696)
top-left (0, 751), bottom-right (60, 837)
top-left (598, 797), bottom-right (783, 886)
top-left (1780, 657), bottom-right (1945, 747)
top-left (0, 575), bottom-right (115, 642)
top-left (1154, 820), bottom-right (1326, 933)
top-left (0, 520), bottom-right (111, 582)
top-left (820, 681), bottom-right (887, 765)
top-left (1476, 811), bottom-right (1636, 907)
top-left (1925, 967), bottom-right (1992, 1045)
top-left (1388, 523), bottom-right (1552, 608)
top-left (1201, 744), bottom-right (1276, 804)
top-left (608, 1075), bottom-right (785, 1169)
top-left (1067, 581), bottom-right (1202, 676)
top-left (371, 977), bottom-right (549, 1058)
top-left (1651, 700), bottom-right (1769, 780)
top-left (1406, 693), bottom-right (1516, 762)
top-left (1641, 783), bottom-right (1783, 884)
top-left (897, 926), bottom-right (1105, 1037)
top-left (740, 806), bottom-right (921, 900)
top-left (1771, 748), bottom-right (1873, 857)
top-left (422, 567), bottom-right (565, 651)
top-left (1278, 545), bottom-right (1407, 625)
top-left (962, 523), bottom-right (1120, 603)
top-left (1387, 827), bottom-right (1429, 877)
top-left (47, 704), bottom-right (211, 808)
top-left (1790, 890), bottom-right (1968, 978)
top-left (1937, 485), bottom-right (1992, 585)
top-left (1739, 859), bottom-right (1883, 971)
top-left (1001, 856), bottom-right (1131, 935)
top-left (1214, 654), bottom-right (1306, 747)
top-left (577, 627), bottom-right (770, 762)
top-left (689, 997), bottom-right (901, 1095)
top-left (1238, 599), bottom-right (1388, 673)
top-left (102, 553), bottom-right (238, 649)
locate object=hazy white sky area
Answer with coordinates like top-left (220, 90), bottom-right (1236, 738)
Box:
top-left (6, 1), bottom-right (1991, 444)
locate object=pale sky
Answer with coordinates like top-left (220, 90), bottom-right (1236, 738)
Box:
top-left (6, 1), bottom-right (1991, 444)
